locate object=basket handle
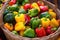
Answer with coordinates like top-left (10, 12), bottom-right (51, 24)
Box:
top-left (43, 0), bottom-right (58, 8)
top-left (0, 0), bottom-right (10, 27)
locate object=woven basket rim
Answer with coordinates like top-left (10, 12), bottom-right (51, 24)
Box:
top-left (0, 0), bottom-right (60, 40)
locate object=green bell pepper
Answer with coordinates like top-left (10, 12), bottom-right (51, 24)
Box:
top-left (7, 4), bottom-right (19, 11)
top-left (28, 8), bottom-right (39, 17)
top-left (4, 13), bottom-right (14, 23)
top-left (22, 0), bottom-right (29, 5)
top-left (30, 17), bottom-right (41, 29)
top-left (23, 28), bottom-right (35, 38)
top-left (19, 8), bottom-right (26, 14)
top-left (40, 12), bottom-right (51, 19)
top-left (12, 30), bottom-right (18, 35)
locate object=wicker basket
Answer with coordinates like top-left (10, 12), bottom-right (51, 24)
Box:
top-left (0, 0), bottom-right (60, 40)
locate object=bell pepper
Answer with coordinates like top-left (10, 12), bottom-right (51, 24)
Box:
top-left (19, 8), bottom-right (26, 14)
top-left (50, 18), bottom-right (59, 27)
top-left (40, 12), bottom-right (51, 19)
top-left (23, 28), bottom-right (35, 38)
top-left (46, 26), bottom-right (54, 35)
top-left (22, 0), bottom-right (29, 5)
top-left (31, 3), bottom-right (40, 12)
top-left (4, 23), bottom-right (13, 31)
top-left (23, 4), bottom-right (32, 10)
top-left (49, 9), bottom-right (53, 12)
top-left (7, 4), bottom-right (19, 11)
top-left (35, 27), bottom-right (46, 37)
top-left (15, 14), bottom-right (25, 23)
top-left (41, 18), bottom-right (50, 28)
top-left (9, 0), bottom-right (17, 6)
top-left (46, 26), bottom-right (58, 35)
top-left (49, 11), bottom-right (56, 18)
top-left (51, 27), bottom-right (58, 32)
top-left (30, 17), bottom-right (40, 29)
top-left (37, 1), bottom-right (44, 6)
top-left (40, 6), bottom-right (48, 12)
top-left (13, 11), bottom-right (18, 15)
top-left (4, 13), bottom-right (14, 23)
top-left (12, 30), bottom-right (18, 35)
top-left (15, 22), bottom-right (25, 31)
top-left (28, 8), bottom-right (39, 17)
top-left (25, 14), bottom-right (30, 25)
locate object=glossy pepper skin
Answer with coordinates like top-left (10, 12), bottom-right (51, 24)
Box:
top-left (46, 26), bottom-right (58, 35)
top-left (40, 12), bottom-right (51, 19)
top-left (22, 0), bottom-right (29, 5)
top-left (50, 18), bottom-right (59, 27)
top-left (46, 26), bottom-right (52, 35)
top-left (25, 14), bottom-right (30, 24)
top-left (23, 28), bottom-right (35, 38)
top-left (9, 0), bottom-right (16, 6)
top-left (4, 23), bottom-right (13, 31)
top-left (28, 8), bottom-right (38, 17)
top-left (40, 6), bottom-right (48, 12)
top-left (23, 4), bottom-right (32, 10)
top-left (30, 17), bottom-right (40, 29)
top-left (32, 3), bottom-right (40, 12)
top-left (49, 11), bottom-right (56, 18)
top-left (37, 1), bottom-right (44, 6)
top-left (41, 18), bottom-right (50, 28)
top-left (15, 14), bottom-right (25, 23)
top-left (35, 27), bottom-right (46, 37)
top-left (7, 4), bottom-right (19, 11)
top-left (4, 13), bottom-right (14, 23)
top-left (19, 8), bottom-right (26, 14)
top-left (15, 22), bottom-right (25, 31)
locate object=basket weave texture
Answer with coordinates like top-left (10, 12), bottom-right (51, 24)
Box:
top-left (0, 0), bottom-right (60, 40)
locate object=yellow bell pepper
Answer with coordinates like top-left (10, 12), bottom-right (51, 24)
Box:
top-left (41, 18), bottom-right (50, 28)
top-left (31, 3), bottom-right (40, 12)
top-left (49, 11), bottom-right (56, 18)
top-left (4, 23), bottom-right (13, 31)
top-left (49, 9), bottom-right (53, 12)
top-left (15, 22), bottom-right (25, 31)
top-left (15, 14), bottom-right (25, 23)
top-left (50, 18), bottom-right (59, 27)
top-left (13, 11), bottom-right (18, 15)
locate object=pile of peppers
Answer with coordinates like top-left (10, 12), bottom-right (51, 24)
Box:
top-left (0, 0), bottom-right (7, 10)
top-left (3, 0), bottom-right (60, 38)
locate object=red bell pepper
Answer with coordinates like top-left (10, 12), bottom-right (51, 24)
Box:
top-left (23, 4), bottom-right (32, 10)
top-left (25, 14), bottom-right (30, 24)
top-left (9, 0), bottom-right (16, 6)
top-left (40, 6), bottom-right (48, 12)
top-left (46, 26), bottom-right (53, 35)
top-left (37, 1), bottom-right (44, 6)
top-left (35, 27), bottom-right (46, 37)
